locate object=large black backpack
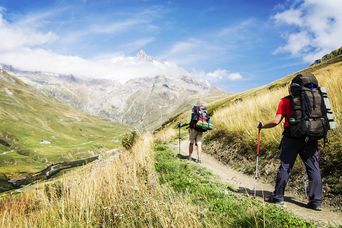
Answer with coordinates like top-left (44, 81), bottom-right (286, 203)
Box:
top-left (288, 73), bottom-right (328, 142)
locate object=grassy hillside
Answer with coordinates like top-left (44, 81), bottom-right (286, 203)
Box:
top-left (0, 134), bottom-right (198, 227)
top-left (312, 46), bottom-right (342, 65)
top-left (0, 133), bottom-right (311, 227)
top-left (158, 56), bottom-right (342, 207)
top-left (0, 70), bottom-right (128, 177)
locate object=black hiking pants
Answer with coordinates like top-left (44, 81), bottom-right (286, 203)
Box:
top-left (272, 137), bottom-right (322, 206)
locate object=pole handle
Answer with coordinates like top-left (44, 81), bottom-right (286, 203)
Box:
top-left (256, 128), bottom-right (261, 156)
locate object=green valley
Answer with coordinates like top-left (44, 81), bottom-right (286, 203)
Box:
top-left (0, 70), bottom-right (128, 178)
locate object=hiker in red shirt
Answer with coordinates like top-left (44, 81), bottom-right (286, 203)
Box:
top-left (259, 73), bottom-right (322, 211)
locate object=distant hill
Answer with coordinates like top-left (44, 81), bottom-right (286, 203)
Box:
top-left (312, 46), bottom-right (342, 65)
top-left (0, 69), bottom-right (128, 178)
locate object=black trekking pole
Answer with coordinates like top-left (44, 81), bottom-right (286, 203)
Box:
top-left (254, 122), bottom-right (262, 198)
top-left (177, 122), bottom-right (181, 155)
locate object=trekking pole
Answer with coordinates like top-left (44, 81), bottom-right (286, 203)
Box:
top-left (254, 122), bottom-right (262, 198)
top-left (303, 166), bottom-right (308, 199)
top-left (177, 123), bottom-right (181, 155)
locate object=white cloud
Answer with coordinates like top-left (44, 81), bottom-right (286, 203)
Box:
top-left (0, 6), bottom-right (242, 85)
top-left (0, 13), bottom-right (58, 50)
top-left (274, 31), bottom-right (311, 55)
top-left (273, 9), bottom-right (303, 26)
top-left (0, 9), bottom-right (189, 82)
top-left (0, 47), bottom-right (192, 83)
top-left (226, 72), bottom-right (243, 80)
top-left (273, 0), bottom-right (342, 62)
top-left (206, 69), bottom-right (243, 81)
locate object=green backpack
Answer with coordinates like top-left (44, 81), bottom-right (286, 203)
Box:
top-left (190, 105), bottom-right (214, 132)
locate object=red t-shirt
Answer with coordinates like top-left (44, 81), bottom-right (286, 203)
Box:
top-left (276, 97), bottom-right (293, 128)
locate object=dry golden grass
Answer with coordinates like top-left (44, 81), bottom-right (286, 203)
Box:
top-left (314, 63), bottom-right (342, 121)
top-left (154, 128), bottom-right (177, 144)
top-left (212, 61), bottom-right (342, 145)
top-left (213, 88), bottom-right (286, 145)
top-left (0, 133), bottom-right (201, 227)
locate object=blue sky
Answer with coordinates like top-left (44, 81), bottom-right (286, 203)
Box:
top-left (0, 0), bottom-right (341, 92)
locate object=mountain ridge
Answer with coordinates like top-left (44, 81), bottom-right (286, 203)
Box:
top-left (1, 63), bottom-right (226, 130)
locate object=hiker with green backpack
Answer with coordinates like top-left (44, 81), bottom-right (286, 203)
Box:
top-left (178, 103), bottom-right (213, 163)
top-left (258, 73), bottom-right (336, 211)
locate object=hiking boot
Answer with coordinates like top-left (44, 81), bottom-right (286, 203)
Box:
top-left (264, 197), bottom-right (284, 206)
top-left (188, 156), bottom-right (192, 161)
top-left (307, 203), bottom-right (321, 211)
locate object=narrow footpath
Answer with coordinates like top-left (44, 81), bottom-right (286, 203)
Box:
top-left (175, 140), bottom-right (342, 227)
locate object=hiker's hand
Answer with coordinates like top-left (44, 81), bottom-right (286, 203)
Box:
top-left (180, 122), bottom-right (189, 127)
top-left (257, 122), bottom-right (263, 129)
top-left (177, 122), bottom-right (182, 128)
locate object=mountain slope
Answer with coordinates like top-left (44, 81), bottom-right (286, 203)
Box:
top-left (0, 69), bottom-right (128, 177)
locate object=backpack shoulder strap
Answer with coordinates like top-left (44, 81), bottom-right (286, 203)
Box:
top-left (284, 95), bottom-right (292, 100)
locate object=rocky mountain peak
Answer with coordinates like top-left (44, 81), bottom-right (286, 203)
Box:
top-left (136, 49), bottom-right (154, 62)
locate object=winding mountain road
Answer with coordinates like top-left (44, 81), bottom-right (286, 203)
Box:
top-left (175, 140), bottom-right (342, 227)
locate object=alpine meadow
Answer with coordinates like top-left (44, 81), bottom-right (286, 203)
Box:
top-left (1, 1), bottom-right (342, 227)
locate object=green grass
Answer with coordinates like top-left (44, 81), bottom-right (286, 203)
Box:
top-left (154, 143), bottom-right (313, 227)
top-left (0, 71), bottom-right (129, 176)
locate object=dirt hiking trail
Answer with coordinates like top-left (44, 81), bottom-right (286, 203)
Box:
top-left (174, 140), bottom-right (342, 227)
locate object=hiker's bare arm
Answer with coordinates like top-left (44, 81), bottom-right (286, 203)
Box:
top-left (261, 114), bottom-right (283, 129)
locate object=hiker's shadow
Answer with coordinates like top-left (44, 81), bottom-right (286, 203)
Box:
top-left (238, 187), bottom-right (308, 208)
top-left (176, 154), bottom-right (197, 162)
